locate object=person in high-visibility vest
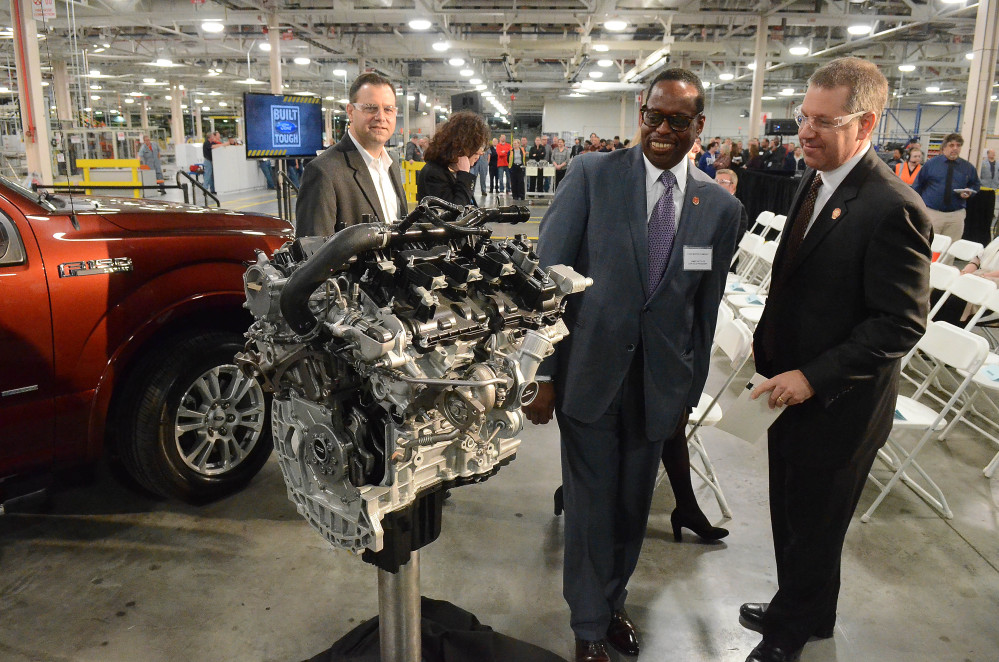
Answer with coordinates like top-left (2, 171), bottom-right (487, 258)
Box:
top-left (895, 146), bottom-right (922, 186)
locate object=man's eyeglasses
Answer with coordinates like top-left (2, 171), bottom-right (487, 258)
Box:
top-left (355, 103), bottom-right (398, 117)
top-left (640, 106), bottom-right (700, 132)
top-left (716, 179), bottom-right (734, 186)
top-left (793, 105), bottom-right (868, 131)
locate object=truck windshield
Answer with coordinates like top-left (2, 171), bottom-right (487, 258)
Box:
top-left (0, 176), bottom-right (57, 212)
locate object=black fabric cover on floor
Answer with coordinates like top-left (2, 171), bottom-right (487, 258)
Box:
top-left (305, 597), bottom-right (566, 662)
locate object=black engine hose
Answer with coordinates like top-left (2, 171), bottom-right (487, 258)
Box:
top-left (280, 223), bottom-right (391, 336)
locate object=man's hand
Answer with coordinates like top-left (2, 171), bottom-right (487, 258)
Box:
top-left (455, 155), bottom-right (471, 172)
top-left (523, 381), bottom-right (556, 424)
top-left (750, 370), bottom-right (815, 410)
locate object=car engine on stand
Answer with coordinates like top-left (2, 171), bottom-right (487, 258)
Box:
top-left (237, 198), bottom-right (590, 571)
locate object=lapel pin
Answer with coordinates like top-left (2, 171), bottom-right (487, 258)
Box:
top-left (692, 196), bottom-right (700, 206)
top-left (831, 208), bottom-right (842, 219)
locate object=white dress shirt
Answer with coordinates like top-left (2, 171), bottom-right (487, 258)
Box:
top-left (643, 153), bottom-right (689, 229)
top-left (805, 142), bottom-right (871, 235)
top-left (348, 129), bottom-right (399, 222)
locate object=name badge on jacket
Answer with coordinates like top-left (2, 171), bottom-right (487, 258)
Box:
top-left (683, 246), bottom-right (713, 271)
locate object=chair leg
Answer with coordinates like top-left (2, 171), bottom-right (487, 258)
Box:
top-left (862, 431), bottom-right (952, 522)
top-left (687, 432), bottom-right (733, 518)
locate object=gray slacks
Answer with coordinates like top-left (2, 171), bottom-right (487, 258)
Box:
top-left (556, 355), bottom-right (667, 641)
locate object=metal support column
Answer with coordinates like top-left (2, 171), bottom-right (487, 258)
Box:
top-left (169, 79), bottom-right (184, 149)
top-left (269, 12), bottom-right (283, 94)
top-left (959, 0), bottom-right (999, 162)
top-left (52, 58), bottom-right (73, 127)
top-left (748, 15), bottom-right (767, 142)
top-left (377, 551), bottom-right (421, 662)
top-left (140, 100), bottom-right (149, 131)
top-left (10, 0), bottom-right (52, 182)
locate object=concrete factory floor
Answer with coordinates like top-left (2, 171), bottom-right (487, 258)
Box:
top-left (1, 188), bottom-right (998, 662)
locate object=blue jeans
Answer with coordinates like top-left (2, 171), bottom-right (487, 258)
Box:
top-left (497, 166), bottom-right (510, 192)
top-left (203, 160), bottom-right (215, 193)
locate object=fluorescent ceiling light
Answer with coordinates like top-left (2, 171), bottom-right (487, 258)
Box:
top-left (925, 85), bottom-right (940, 92)
top-left (597, 59), bottom-right (613, 67)
top-left (588, 71), bottom-right (603, 78)
top-left (475, 84), bottom-right (487, 90)
top-left (143, 77), bottom-right (156, 83)
top-left (154, 58), bottom-right (173, 66)
top-left (195, 99), bottom-right (204, 104)
top-left (569, 92), bottom-right (586, 97)
top-left (788, 45), bottom-right (809, 56)
top-left (325, 95), bottom-right (335, 100)
top-left (408, 19), bottom-right (432, 30)
top-left (202, 106), bottom-right (210, 111)
top-left (102, 42), bottom-right (110, 48)
top-left (165, 95), bottom-right (172, 100)
top-left (41, 81), bottom-right (49, 86)
top-left (93, 47), bottom-right (105, 53)
top-left (748, 62), bottom-right (757, 70)
top-left (91, 95), bottom-right (100, 100)
top-left (965, 52), bottom-right (974, 60)
top-left (202, 21), bottom-right (224, 33)
top-left (433, 41), bottom-right (450, 52)
top-left (181, 104), bottom-right (187, 109)
top-left (780, 87), bottom-right (796, 95)
top-left (719, 72), bottom-right (735, 81)
top-left (940, 0), bottom-right (964, 4)
top-left (703, 81), bottom-right (711, 88)
top-left (332, 68), bottom-right (347, 76)
top-left (219, 101), bottom-right (228, 107)
top-left (604, 20), bottom-right (628, 31)
top-left (259, 43), bottom-right (271, 51)
top-left (339, 98), bottom-right (349, 103)
top-left (89, 69), bottom-right (100, 76)
top-left (593, 44), bottom-right (610, 52)
top-left (124, 98), bottom-right (134, 104)
top-left (470, 78), bottom-right (482, 84)
top-left (449, 57), bottom-right (465, 67)
top-left (847, 24), bottom-right (872, 35)
top-left (898, 64), bottom-right (916, 72)
top-left (128, 91), bottom-right (143, 96)
top-left (482, 91), bottom-right (494, 97)
top-left (209, 91), bottom-right (221, 96)
top-left (90, 84), bottom-right (101, 90)
top-left (761, 95), bottom-right (777, 100)
top-left (460, 69), bottom-right (474, 76)
top-left (294, 57), bottom-right (311, 65)
top-left (237, 78), bottom-right (262, 84)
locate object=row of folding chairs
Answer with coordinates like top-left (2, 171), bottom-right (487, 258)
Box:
top-left (862, 269), bottom-right (998, 520)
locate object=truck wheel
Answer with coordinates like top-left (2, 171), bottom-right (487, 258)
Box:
top-left (116, 330), bottom-right (272, 502)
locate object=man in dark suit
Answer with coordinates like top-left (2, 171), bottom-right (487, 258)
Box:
top-left (525, 68), bottom-right (744, 662)
top-left (295, 72), bottom-right (408, 236)
top-left (743, 57), bottom-right (931, 662)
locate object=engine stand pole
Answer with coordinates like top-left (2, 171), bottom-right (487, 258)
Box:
top-left (377, 550), bottom-right (421, 662)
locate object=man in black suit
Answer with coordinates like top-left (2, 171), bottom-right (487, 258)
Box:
top-left (295, 73), bottom-right (408, 236)
top-left (743, 57), bottom-right (931, 662)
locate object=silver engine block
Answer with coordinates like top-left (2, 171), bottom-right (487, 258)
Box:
top-left (238, 200), bottom-right (589, 562)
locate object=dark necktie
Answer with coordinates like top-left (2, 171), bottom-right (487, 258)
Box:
top-left (648, 169), bottom-right (678, 293)
top-left (781, 172), bottom-right (823, 272)
top-left (990, 161), bottom-right (995, 180)
top-left (943, 159), bottom-right (955, 208)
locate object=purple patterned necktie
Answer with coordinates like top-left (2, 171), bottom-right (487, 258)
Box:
top-left (648, 169), bottom-right (678, 293)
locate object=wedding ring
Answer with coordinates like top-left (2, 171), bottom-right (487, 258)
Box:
top-left (777, 396), bottom-right (786, 404)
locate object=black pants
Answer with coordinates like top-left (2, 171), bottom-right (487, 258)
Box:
top-left (488, 165), bottom-right (498, 192)
top-left (762, 438), bottom-right (881, 651)
top-left (510, 165), bottom-right (526, 200)
top-left (554, 169), bottom-right (567, 191)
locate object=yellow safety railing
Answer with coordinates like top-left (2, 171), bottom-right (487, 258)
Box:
top-left (50, 158), bottom-right (144, 198)
top-left (400, 160), bottom-right (425, 207)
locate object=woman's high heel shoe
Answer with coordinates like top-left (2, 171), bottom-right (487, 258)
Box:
top-left (670, 508), bottom-right (729, 542)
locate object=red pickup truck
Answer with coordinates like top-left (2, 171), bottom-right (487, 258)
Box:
top-left (0, 178), bottom-right (293, 505)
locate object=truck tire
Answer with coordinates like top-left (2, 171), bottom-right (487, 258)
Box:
top-left (116, 330), bottom-right (272, 502)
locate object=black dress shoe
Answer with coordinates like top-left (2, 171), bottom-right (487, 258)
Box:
top-left (574, 638), bottom-right (610, 662)
top-left (606, 609), bottom-right (640, 656)
top-left (745, 640), bottom-right (802, 662)
top-left (740, 602), bottom-right (834, 639)
top-left (671, 508), bottom-right (729, 542)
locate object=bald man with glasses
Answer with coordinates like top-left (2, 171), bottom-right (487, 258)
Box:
top-left (296, 72), bottom-right (408, 236)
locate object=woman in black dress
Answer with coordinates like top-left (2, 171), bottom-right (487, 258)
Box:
top-left (416, 111), bottom-right (491, 206)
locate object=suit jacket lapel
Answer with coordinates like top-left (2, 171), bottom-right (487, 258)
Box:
top-left (786, 152), bottom-right (875, 275)
top-left (340, 136), bottom-right (387, 223)
top-left (625, 148), bottom-right (651, 299)
top-left (772, 171), bottom-right (814, 272)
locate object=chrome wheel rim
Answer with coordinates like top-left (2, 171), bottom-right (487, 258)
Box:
top-left (174, 364), bottom-right (265, 477)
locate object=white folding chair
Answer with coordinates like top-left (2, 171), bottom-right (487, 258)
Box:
top-left (928, 262), bottom-right (960, 295)
top-left (861, 322), bottom-right (990, 522)
top-left (728, 233), bottom-right (765, 284)
top-left (927, 273), bottom-right (997, 329)
top-left (936, 290), bottom-right (999, 477)
top-left (940, 239), bottom-right (984, 266)
top-left (931, 234), bottom-right (952, 262)
top-left (768, 214), bottom-right (787, 240)
top-left (653, 317), bottom-right (754, 518)
top-left (747, 210), bottom-right (776, 236)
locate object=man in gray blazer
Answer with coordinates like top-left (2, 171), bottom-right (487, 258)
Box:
top-left (525, 68), bottom-right (743, 662)
top-left (295, 72), bottom-right (408, 236)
